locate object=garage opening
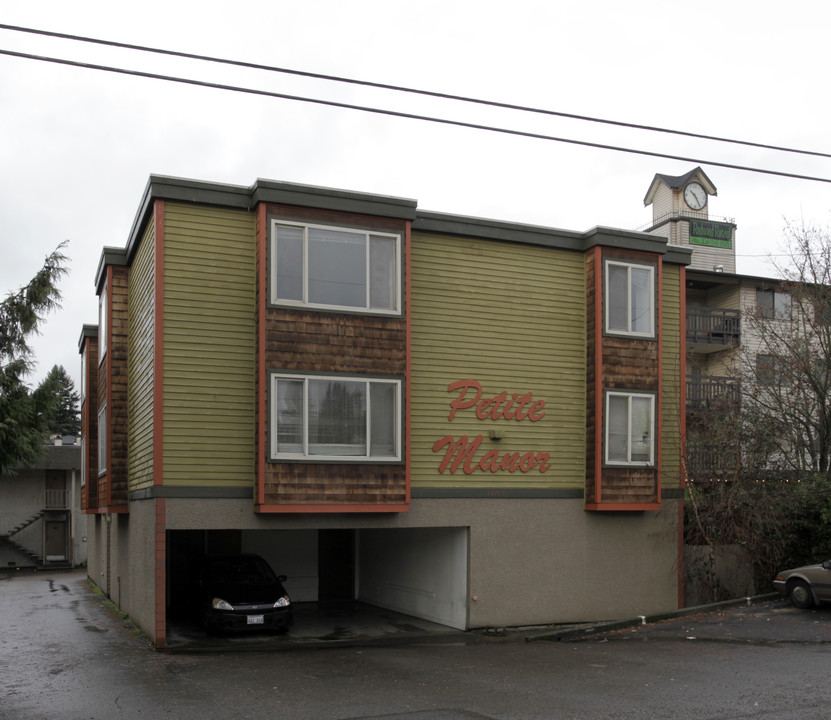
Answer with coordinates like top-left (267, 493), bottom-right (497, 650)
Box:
top-left (167, 526), bottom-right (468, 631)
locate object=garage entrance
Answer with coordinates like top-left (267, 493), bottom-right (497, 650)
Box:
top-left (166, 526), bottom-right (468, 631)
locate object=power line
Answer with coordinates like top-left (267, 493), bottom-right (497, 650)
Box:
top-left (2, 46), bottom-right (831, 186)
top-left (2, 22), bottom-right (830, 162)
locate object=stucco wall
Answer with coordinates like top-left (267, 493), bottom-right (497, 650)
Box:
top-left (162, 495), bottom-right (681, 627)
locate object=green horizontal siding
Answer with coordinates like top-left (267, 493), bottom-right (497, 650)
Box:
top-left (411, 234), bottom-right (586, 489)
top-left (162, 203), bottom-right (257, 487)
top-left (127, 220), bottom-right (156, 492)
top-left (661, 264), bottom-right (683, 489)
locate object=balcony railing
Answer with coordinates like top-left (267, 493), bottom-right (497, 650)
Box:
top-left (687, 308), bottom-right (741, 346)
top-left (687, 375), bottom-right (740, 409)
top-left (686, 449), bottom-right (738, 480)
top-left (42, 489), bottom-right (71, 509)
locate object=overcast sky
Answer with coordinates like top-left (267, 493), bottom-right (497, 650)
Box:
top-left (2, 0), bottom-right (830, 392)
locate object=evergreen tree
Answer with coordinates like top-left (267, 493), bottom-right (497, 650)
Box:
top-left (43, 364), bottom-right (81, 437)
top-left (0, 243), bottom-right (69, 475)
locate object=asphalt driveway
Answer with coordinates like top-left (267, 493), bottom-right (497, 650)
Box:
top-left (4, 568), bottom-right (831, 720)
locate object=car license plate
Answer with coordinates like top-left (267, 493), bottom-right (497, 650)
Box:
top-left (247, 614), bottom-right (264, 625)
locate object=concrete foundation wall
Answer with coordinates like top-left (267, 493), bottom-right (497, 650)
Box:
top-left (161, 496), bottom-right (681, 628)
top-left (86, 515), bottom-right (107, 588)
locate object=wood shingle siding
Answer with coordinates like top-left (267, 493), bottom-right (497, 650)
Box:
top-left (260, 208), bottom-right (409, 509)
top-left (586, 247), bottom-right (664, 509)
top-left (110, 266), bottom-right (129, 507)
top-left (80, 337), bottom-right (98, 510)
top-left (162, 203), bottom-right (257, 488)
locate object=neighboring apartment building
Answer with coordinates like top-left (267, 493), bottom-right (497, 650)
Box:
top-left (0, 436), bottom-right (87, 569)
top-left (644, 167), bottom-right (805, 477)
top-left (80, 175), bottom-right (691, 647)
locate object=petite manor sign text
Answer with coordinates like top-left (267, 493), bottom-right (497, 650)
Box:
top-left (432, 379), bottom-right (551, 475)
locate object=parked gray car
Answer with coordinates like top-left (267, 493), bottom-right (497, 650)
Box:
top-left (773, 560), bottom-right (831, 608)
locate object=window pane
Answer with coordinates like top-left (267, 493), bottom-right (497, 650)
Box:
top-left (98, 405), bottom-right (107, 471)
top-left (630, 267), bottom-right (652, 334)
top-left (369, 236), bottom-right (396, 310)
top-left (756, 289), bottom-right (774, 318)
top-left (275, 379), bottom-right (304, 453)
top-left (608, 264), bottom-right (628, 332)
top-left (275, 225), bottom-right (304, 301)
top-left (775, 292), bottom-right (791, 320)
top-left (308, 379), bottom-right (367, 455)
top-left (630, 396), bottom-right (652, 462)
top-left (607, 395), bottom-right (629, 462)
top-left (370, 382), bottom-right (397, 456)
top-left (308, 228), bottom-right (366, 307)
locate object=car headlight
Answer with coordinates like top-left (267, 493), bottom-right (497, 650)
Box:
top-left (273, 595), bottom-right (291, 608)
top-left (212, 597), bottom-right (234, 611)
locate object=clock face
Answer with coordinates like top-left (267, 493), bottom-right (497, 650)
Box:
top-left (684, 182), bottom-right (707, 210)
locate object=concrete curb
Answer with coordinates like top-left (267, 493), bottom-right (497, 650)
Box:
top-left (523, 592), bottom-right (781, 643)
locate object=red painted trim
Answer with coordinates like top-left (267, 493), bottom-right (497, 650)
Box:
top-left (678, 264), bottom-right (687, 608)
top-left (255, 503), bottom-right (411, 514)
top-left (593, 246), bottom-right (603, 505)
top-left (656, 259), bottom-right (663, 502)
top-left (404, 220), bottom-right (412, 506)
top-left (584, 502), bottom-right (662, 512)
top-left (153, 200), bottom-right (165, 487)
top-left (256, 203), bottom-right (268, 508)
top-left (105, 266), bottom-right (113, 508)
top-left (154, 498), bottom-right (167, 648)
top-left (679, 265), bottom-right (687, 488)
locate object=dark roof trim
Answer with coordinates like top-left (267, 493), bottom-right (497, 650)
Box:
top-left (686, 267), bottom-right (783, 285)
top-left (100, 175), bottom-right (695, 282)
top-left (414, 210), bottom-right (584, 251)
top-left (252, 178), bottom-right (417, 220)
top-left (94, 247), bottom-right (129, 291)
top-left (78, 324), bottom-right (99, 353)
top-left (415, 213), bottom-right (693, 264)
top-left (104, 176), bottom-right (418, 284)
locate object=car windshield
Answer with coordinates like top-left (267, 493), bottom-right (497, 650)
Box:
top-left (209, 557), bottom-right (276, 585)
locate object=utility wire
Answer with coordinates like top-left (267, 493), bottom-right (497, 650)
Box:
top-left (2, 22), bottom-right (831, 162)
top-left (2, 47), bottom-right (831, 186)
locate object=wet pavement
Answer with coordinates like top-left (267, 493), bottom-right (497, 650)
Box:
top-left (4, 568), bottom-right (831, 720)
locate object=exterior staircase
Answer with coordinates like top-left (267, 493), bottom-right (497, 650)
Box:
top-left (1, 511), bottom-right (45, 567)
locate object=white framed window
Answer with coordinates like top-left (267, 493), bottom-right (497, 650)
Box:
top-left (605, 260), bottom-right (655, 337)
top-left (80, 352), bottom-right (86, 403)
top-left (98, 284), bottom-right (108, 363)
top-left (270, 373), bottom-right (401, 461)
top-left (271, 220), bottom-right (400, 313)
top-left (97, 404), bottom-right (107, 474)
top-left (605, 391), bottom-right (655, 466)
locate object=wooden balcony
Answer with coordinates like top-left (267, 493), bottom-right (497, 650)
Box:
top-left (686, 375), bottom-right (740, 410)
top-left (687, 308), bottom-right (740, 348)
top-left (42, 489), bottom-right (71, 509)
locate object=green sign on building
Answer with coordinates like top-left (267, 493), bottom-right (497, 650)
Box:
top-left (690, 219), bottom-right (733, 249)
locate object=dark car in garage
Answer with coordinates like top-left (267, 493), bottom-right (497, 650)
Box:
top-left (200, 553), bottom-right (293, 634)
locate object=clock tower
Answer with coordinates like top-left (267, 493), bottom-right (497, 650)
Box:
top-left (643, 166), bottom-right (736, 273)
